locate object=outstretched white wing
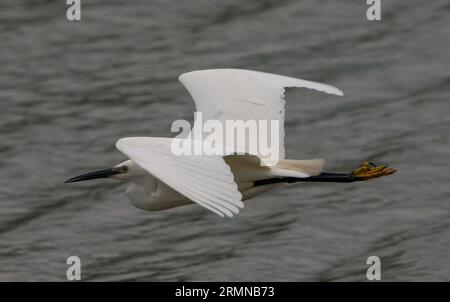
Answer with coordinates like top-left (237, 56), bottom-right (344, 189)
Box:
top-left (179, 69), bottom-right (343, 161)
top-left (116, 137), bottom-right (243, 217)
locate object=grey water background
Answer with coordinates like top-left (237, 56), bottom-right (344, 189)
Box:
top-left (0, 0), bottom-right (449, 281)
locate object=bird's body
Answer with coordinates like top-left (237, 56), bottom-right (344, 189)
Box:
top-left (123, 154), bottom-right (322, 211)
top-left (121, 156), bottom-right (267, 211)
top-left (66, 69), bottom-right (395, 217)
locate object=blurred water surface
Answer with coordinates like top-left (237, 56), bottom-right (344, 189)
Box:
top-left (0, 0), bottom-right (449, 281)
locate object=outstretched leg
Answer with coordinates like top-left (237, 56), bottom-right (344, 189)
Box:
top-left (254, 162), bottom-right (396, 186)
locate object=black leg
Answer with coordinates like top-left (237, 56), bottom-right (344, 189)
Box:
top-left (253, 162), bottom-right (396, 187)
top-left (253, 172), bottom-right (355, 187)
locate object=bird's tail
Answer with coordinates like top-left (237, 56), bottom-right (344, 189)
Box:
top-left (268, 159), bottom-right (325, 178)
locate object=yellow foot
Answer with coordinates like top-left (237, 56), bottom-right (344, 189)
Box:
top-left (351, 161), bottom-right (396, 181)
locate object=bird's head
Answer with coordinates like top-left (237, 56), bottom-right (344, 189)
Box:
top-left (65, 160), bottom-right (146, 183)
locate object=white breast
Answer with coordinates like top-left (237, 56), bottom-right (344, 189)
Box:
top-left (126, 175), bottom-right (191, 211)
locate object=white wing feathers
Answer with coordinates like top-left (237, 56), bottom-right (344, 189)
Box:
top-left (179, 69), bottom-right (343, 160)
top-left (117, 70), bottom-right (343, 217)
top-left (116, 137), bottom-right (243, 217)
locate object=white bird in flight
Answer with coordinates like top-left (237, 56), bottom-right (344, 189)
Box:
top-left (65, 69), bottom-right (395, 217)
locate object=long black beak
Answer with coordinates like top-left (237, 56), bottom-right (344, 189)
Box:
top-left (65, 168), bottom-right (119, 183)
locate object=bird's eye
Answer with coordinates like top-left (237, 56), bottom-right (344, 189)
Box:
top-left (121, 166), bottom-right (128, 173)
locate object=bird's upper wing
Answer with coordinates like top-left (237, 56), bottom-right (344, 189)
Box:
top-left (179, 69), bottom-right (343, 161)
top-left (116, 137), bottom-right (243, 217)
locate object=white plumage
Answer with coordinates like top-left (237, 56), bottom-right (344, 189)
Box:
top-left (119, 69), bottom-right (342, 217)
top-left (67, 69), bottom-right (344, 217)
top-left (179, 69), bottom-right (343, 161)
top-left (116, 137), bottom-right (243, 217)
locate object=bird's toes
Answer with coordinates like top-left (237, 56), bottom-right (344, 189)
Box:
top-left (351, 162), bottom-right (396, 180)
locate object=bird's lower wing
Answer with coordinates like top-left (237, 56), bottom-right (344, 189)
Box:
top-left (116, 137), bottom-right (243, 217)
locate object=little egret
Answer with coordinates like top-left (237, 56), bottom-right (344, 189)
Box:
top-left (65, 69), bottom-right (395, 217)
